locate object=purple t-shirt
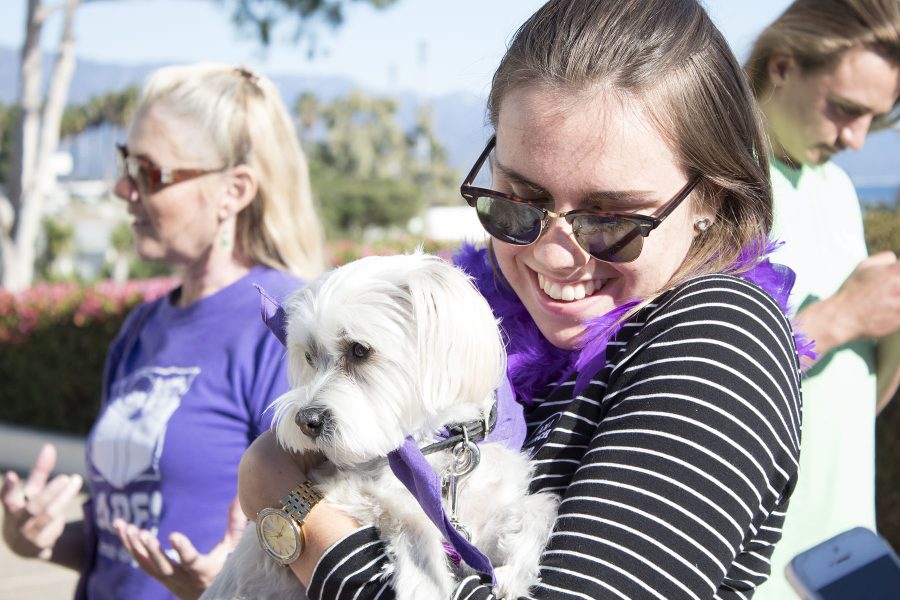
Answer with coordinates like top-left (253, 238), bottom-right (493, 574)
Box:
top-left (79, 266), bottom-right (301, 600)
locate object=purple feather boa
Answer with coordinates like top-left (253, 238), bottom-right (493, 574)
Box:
top-left (453, 239), bottom-right (816, 405)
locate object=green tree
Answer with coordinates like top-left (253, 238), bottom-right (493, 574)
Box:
top-left (231, 0), bottom-right (399, 47)
top-left (311, 158), bottom-right (422, 237)
top-left (863, 203), bottom-right (900, 255)
top-left (407, 105), bottom-right (460, 207)
top-left (59, 86), bottom-right (139, 138)
top-left (0, 104), bottom-right (19, 185)
top-left (34, 215), bottom-right (74, 280)
top-left (297, 90), bottom-right (459, 237)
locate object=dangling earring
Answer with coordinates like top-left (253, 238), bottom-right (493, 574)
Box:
top-left (219, 214), bottom-right (233, 250)
top-left (694, 217), bottom-right (712, 233)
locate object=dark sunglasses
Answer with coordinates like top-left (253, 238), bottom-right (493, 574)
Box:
top-left (459, 136), bottom-right (702, 264)
top-left (116, 144), bottom-right (226, 196)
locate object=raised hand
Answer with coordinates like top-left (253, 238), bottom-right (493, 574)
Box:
top-left (113, 495), bottom-right (247, 600)
top-left (1, 443), bottom-right (83, 560)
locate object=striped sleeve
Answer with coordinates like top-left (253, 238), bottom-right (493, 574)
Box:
top-left (307, 275), bottom-right (803, 599)
top-left (540, 276), bottom-right (800, 598)
top-left (306, 526), bottom-right (393, 600)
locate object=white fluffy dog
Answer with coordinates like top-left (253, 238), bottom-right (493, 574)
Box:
top-left (202, 252), bottom-right (557, 600)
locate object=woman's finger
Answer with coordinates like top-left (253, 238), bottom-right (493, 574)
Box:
top-left (25, 474), bottom-right (79, 518)
top-left (22, 445), bottom-right (57, 499)
top-left (40, 474), bottom-right (82, 516)
top-left (169, 532), bottom-right (200, 568)
top-left (222, 496), bottom-right (248, 547)
top-left (140, 530), bottom-right (175, 576)
top-left (114, 519), bottom-right (152, 573)
top-left (1, 471), bottom-right (26, 513)
top-left (113, 520), bottom-right (136, 556)
top-left (122, 524), bottom-right (150, 562)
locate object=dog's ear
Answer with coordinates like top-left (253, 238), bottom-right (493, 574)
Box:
top-left (404, 255), bottom-right (506, 412)
top-left (255, 284), bottom-right (287, 347)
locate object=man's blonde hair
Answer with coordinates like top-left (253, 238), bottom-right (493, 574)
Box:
top-left (746, 0), bottom-right (900, 129)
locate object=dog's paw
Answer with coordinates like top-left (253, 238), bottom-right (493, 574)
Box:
top-left (492, 565), bottom-right (538, 600)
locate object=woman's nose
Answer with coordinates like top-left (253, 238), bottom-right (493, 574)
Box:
top-left (533, 217), bottom-right (591, 270)
top-left (113, 176), bottom-right (139, 202)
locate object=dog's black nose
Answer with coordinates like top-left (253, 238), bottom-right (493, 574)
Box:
top-left (296, 407), bottom-right (331, 438)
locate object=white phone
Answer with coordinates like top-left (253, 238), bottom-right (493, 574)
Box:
top-left (785, 527), bottom-right (900, 599)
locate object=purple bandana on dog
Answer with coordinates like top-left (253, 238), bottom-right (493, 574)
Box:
top-left (256, 284), bottom-right (289, 346)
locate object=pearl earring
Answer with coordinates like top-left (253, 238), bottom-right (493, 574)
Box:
top-left (694, 217), bottom-right (712, 233)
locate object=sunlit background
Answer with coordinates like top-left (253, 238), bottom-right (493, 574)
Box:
top-left (1, 3), bottom-right (899, 597)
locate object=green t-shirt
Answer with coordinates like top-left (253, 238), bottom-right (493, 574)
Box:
top-left (755, 158), bottom-right (877, 599)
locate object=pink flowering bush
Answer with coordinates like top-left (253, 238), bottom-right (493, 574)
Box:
top-left (327, 238), bottom-right (459, 267)
top-left (0, 277), bottom-right (176, 434)
top-left (0, 278), bottom-right (176, 345)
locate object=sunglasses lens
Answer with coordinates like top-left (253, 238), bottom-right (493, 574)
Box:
top-left (116, 149), bottom-right (129, 179)
top-left (571, 216), bottom-right (644, 263)
top-left (123, 157), bottom-right (159, 195)
top-left (475, 196), bottom-right (544, 245)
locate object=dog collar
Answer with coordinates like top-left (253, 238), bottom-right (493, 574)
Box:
top-left (385, 377), bottom-right (519, 587)
top-left (419, 403), bottom-right (497, 456)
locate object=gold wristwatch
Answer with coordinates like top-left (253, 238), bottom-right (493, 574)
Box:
top-left (256, 481), bottom-right (324, 565)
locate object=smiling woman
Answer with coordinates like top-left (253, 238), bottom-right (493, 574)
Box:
top-left (234, 1), bottom-right (809, 598)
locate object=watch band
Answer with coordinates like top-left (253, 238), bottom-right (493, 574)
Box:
top-left (281, 481), bottom-right (323, 527)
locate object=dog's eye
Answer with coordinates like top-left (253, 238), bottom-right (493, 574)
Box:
top-left (350, 342), bottom-right (371, 360)
top-left (304, 351), bottom-right (313, 366)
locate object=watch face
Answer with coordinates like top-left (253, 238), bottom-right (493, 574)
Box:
top-left (256, 508), bottom-right (302, 565)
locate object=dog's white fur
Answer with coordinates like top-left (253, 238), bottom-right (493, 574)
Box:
top-left (202, 252), bottom-right (557, 600)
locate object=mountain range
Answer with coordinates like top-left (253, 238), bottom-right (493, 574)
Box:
top-left (2, 45), bottom-right (898, 195)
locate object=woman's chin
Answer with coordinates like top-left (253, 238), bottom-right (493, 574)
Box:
top-left (528, 288), bottom-right (624, 350)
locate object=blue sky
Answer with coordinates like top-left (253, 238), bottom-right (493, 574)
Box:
top-left (0, 0), bottom-right (794, 97)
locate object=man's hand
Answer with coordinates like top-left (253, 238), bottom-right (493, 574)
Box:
top-left (113, 496), bottom-right (247, 600)
top-left (1, 444), bottom-right (82, 561)
top-left (798, 251), bottom-right (900, 358)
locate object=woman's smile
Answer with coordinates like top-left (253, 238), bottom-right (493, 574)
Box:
top-left (536, 273), bottom-right (607, 302)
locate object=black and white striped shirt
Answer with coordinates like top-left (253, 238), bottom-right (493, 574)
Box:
top-left (307, 274), bottom-right (803, 599)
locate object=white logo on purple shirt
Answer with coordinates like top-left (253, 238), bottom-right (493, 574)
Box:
top-left (91, 366), bottom-right (199, 488)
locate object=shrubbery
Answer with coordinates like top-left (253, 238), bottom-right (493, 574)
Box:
top-left (0, 278), bottom-right (176, 434)
top-left (862, 204), bottom-right (900, 551)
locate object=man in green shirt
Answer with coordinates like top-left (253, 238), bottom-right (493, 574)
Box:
top-left (745, 1), bottom-right (900, 597)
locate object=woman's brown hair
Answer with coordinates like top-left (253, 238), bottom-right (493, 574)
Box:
top-left (488, 0), bottom-right (773, 295)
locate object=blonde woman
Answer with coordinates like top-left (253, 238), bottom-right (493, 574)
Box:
top-left (1, 63), bottom-right (325, 600)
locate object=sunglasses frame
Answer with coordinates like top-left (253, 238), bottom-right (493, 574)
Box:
top-left (459, 136), bottom-right (702, 263)
top-left (116, 144), bottom-right (227, 196)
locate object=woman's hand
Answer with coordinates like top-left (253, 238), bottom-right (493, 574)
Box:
top-left (238, 431), bottom-right (360, 587)
top-left (1, 444), bottom-right (82, 562)
top-left (237, 430), bottom-right (322, 519)
top-left (112, 496), bottom-right (246, 600)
